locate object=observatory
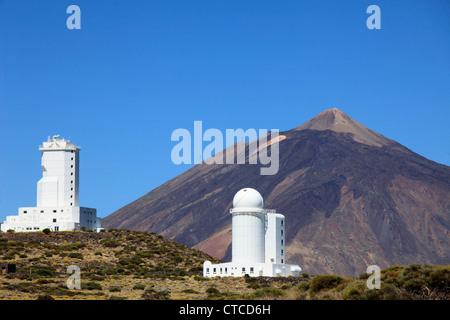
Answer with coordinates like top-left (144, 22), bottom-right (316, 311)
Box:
top-left (203, 188), bottom-right (302, 277)
top-left (0, 135), bottom-right (101, 232)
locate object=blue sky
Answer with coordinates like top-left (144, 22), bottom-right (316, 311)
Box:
top-left (0, 0), bottom-right (449, 220)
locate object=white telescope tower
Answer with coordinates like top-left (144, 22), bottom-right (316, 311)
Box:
top-left (231, 188), bottom-right (266, 264)
top-left (203, 188), bottom-right (302, 277)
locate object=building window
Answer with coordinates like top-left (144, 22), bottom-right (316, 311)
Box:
top-left (242, 267), bottom-right (245, 273)
top-left (71, 165), bottom-right (73, 168)
top-left (281, 239), bottom-right (284, 246)
top-left (70, 203), bottom-right (73, 206)
top-left (281, 259), bottom-right (284, 263)
top-left (281, 229), bottom-right (283, 235)
top-left (53, 219), bottom-right (57, 222)
top-left (71, 172), bottom-right (73, 176)
top-left (71, 195), bottom-right (73, 198)
top-left (40, 210), bottom-right (44, 213)
top-left (281, 220), bottom-right (284, 226)
top-left (71, 188), bottom-right (73, 191)
top-left (53, 210), bottom-right (57, 213)
top-left (250, 267), bottom-right (254, 273)
top-left (23, 210), bottom-right (27, 213)
top-left (71, 157), bottom-right (73, 160)
top-left (206, 268), bottom-right (209, 273)
top-left (71, 180), bottom-right (73, 184)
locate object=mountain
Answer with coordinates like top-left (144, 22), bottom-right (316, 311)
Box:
top-left (102, 109), bottom-right (450, 277)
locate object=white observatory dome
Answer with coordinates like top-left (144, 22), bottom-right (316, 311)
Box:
top-left (232, 188), bottom-right (264, 209)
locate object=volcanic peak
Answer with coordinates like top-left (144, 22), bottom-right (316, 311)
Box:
top-left (294, 108), bottom-right (393, 147)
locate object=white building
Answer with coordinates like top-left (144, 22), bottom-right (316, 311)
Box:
top-left (203, 188), bottom-right (302, 277)
top-left (0, 135), bottom-right (101, 232)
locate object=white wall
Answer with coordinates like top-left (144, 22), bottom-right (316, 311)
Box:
top-left (232, 212), bottom-right (265, 264)
top-left (37, 148), bottom-right (79, 207)
top-left (265, 213), bottom-right (285, 264)
top-left (0, 206), bottom-right (99, 232)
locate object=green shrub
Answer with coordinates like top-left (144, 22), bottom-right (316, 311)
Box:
top-left (132, 284), bottom-right (146, 290)
top-left (42, 228), bottom-right (51, 235)
top-left (59, 243), bottom-right (85, 251)
top-left (109, 286), bottom-right (122, 292)
top-left (206, 287), bottom-right (220, 294)
top-left (249, 286), bottom-right (286, 298)
top-left (428, 267), bottom-right (450, 291)
top-left (83, 282), bottom-right (102, 290)
top-left (183, 289), bottom-right (199, 294)
top-left (245, 277), bottom-right (257, 283)
top-left (135, 250), bottom-right (154, 258)
top-left (380, 283), bottom-right (402, 300)
top-left (310, 275), bottom-right (344, 293)
top-left (403, 278), bottom-right (425, 292)
top-left (194, 276), bottom-right (210, 281)
top-left (68, 252), bottom-right (84, 259)
top-left (100, 239), bottom-right (121, 248)
top-left (296, 281), bottom-right (310, 291)
top-left (342, 281), bottom-right (366, 300)
top-left (362, 283), bottom-right (401, 300)
top-left (33, 268), bottom-right (54, 277)
top-left (247, 282), bottom-right (261, 289)
top-left (142, 288), bottom-right (170, 300)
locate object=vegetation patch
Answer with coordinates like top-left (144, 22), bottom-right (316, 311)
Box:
top-left (0, 230), bottom-right (448, 300)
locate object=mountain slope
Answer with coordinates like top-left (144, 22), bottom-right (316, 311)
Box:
top-left (103, 109), bottom-right (450, 277)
